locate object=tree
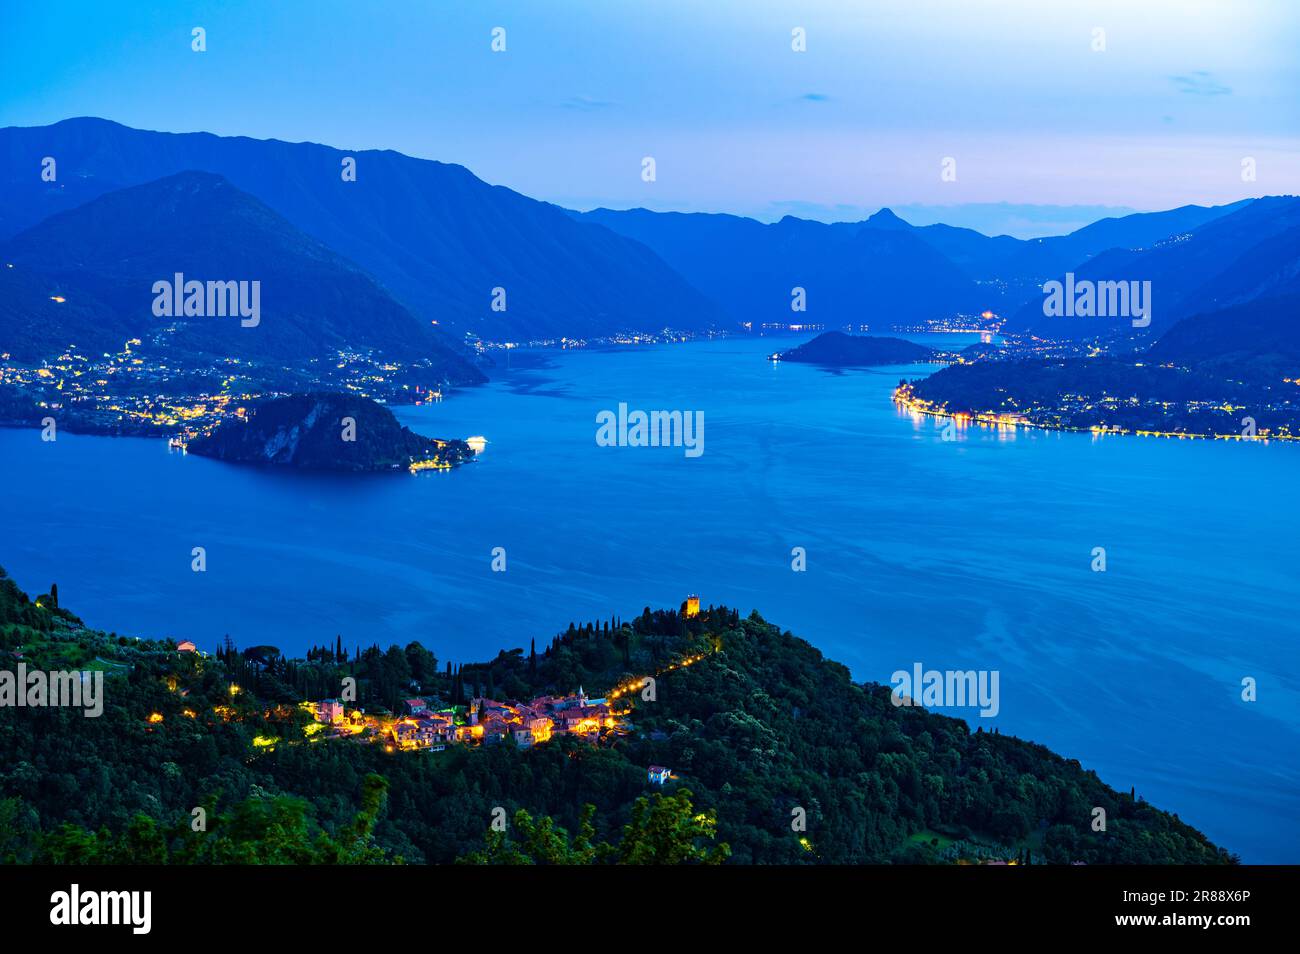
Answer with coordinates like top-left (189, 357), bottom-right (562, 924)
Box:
top-left (459, 792), bottom-right (727, 865)
top-left (405, 641), bottom-right (438, 683)
top-left (0, 798), bottom-right (39, 863)
top-left (618, 789), bottom-right (730, 865)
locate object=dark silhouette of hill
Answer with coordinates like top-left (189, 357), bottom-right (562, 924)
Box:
top-left (779, 331), bottom-right (936, 365)
top-left (1003, 197), bottom-right (1300, 339)
top-left (576, 207), bottom-right (986, 326)
top-left (0, 170), bottom-right (482, 382)
top-left (189, 391), bottom-right (473, 471)
top-left (1148, 294), bottom-right (1300, 382)
top-left (0, 118), bottom-right (724, 341)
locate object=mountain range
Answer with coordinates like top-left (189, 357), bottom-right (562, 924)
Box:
top-left (0, 118), bottom-right (721, 348)
top-left (2, 117), bottom-right (1296, 370)
top-left (1, 170), bottom-right (480, 383)
top-left (576, 199), bottom-right (1262, 325)
top-left (1002, 196), bottom-right (1300, 339)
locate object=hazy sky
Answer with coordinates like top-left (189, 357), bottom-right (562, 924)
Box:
top-left (2, 0), bottom-right (1297, 236)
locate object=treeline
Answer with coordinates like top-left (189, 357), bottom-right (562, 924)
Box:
top-left (209, 603), bottom-right (734, 715)
top-left (3, 775), bottom-right (392, 865)
top-left (0, 568), bottom-right (1233, 865)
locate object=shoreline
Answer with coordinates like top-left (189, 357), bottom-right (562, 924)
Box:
top-left (892, 383), bottom-right (1300, 444)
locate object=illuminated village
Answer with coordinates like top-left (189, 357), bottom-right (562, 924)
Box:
top-left (302, 598), bottom-right (709, 765)
top-left (0, 330), bottom-right (452, 441)
top-left (892, 379), bottom-right (1299, 442)
top-left (308, 685), bottom-right (624, 753)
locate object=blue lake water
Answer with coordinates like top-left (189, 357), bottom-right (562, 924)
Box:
top-left (1, 334), bottom-right (1297, 862)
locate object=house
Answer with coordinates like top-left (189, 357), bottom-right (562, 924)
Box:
top-left (318, 699), bottom-right (345, 724)
top-left (404, 698), bottom-right (428, 716)
top-left (558, 708), bottom-right (605, 735)
top-left (176, 640), bottom-right (197, 653)
top-left (481, 716), bottom-right (511, 745)
top-left (524, 715), bottom-right (552, 743)
top-left (648, 765), bottom-right (671, 785)
top-left (416, 715), bottom-right (456, 746)
top-left (456, 723), bottom-right (484, 743)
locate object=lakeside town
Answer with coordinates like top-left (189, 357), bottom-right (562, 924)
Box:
top-left (0, 334), bottom-right (453, 440)
top-left (893, 379), bottom-right (1300, 442)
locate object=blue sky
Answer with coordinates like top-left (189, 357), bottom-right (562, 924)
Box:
top-left (2, 0), bottom-right (1297, 236)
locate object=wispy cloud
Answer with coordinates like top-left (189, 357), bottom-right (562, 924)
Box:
top-left (799, 93), bottom-right (831, 102)
top-left (561, 95), bottom-right (615, 111)
top-left (1169, 71), bottom-right (1232, 97)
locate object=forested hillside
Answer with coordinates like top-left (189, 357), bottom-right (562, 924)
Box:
top-left (0, 567), bottom-right (1231, 865)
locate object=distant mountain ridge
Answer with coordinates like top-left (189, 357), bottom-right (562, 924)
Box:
top-left (1148, 294), bottom-right (1300, 382)
top-left (578, 198), bottom-right (1256, 325)
top-left (0, 118), bottom-right (1281, 349)
top-left (574, 207), bottom-right (987, 327)
top-left (0, 118), bottom-right (725, 342)
top-left (0, 170), bottom-right (482, 383)
top-left (1003, 196), bottom-right (1300, 339)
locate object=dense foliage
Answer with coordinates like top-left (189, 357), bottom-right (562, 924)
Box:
top-left (0, 566), bottom-right (1233, 865)
top-left (188, 392), bottom-right (473, 471)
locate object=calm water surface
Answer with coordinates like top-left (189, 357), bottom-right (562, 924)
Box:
top-left (1, 334), bottom-right (1296, 861)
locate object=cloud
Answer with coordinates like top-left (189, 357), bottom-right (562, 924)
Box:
top-left (1169, 71), bottom-right (1232, 97)
top-left (892, 202), bottom-right (1141, 239)
top-left (560, 95), bottom-right (616, 111)
top-left (764, 199), bottom-right (872, 220)
top-left (799, 93), bottom-right (831, 102)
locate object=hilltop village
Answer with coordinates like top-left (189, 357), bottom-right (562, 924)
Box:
top-left (311, 686), bottom-right (623, 753)
top-left (301, 597), bottom-right (708, 780)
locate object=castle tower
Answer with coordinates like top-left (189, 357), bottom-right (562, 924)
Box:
top-left (683, 595), bottom-right (701, 618)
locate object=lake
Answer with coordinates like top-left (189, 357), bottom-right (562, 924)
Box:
top-left (1, 333), bottom-right (1296, 862)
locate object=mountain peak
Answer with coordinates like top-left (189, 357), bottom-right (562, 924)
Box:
top-left (865, 207), bottom-right (910, 229)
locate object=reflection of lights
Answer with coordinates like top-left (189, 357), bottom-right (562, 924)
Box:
top-left (465, 435), bottom-right (488, 454)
